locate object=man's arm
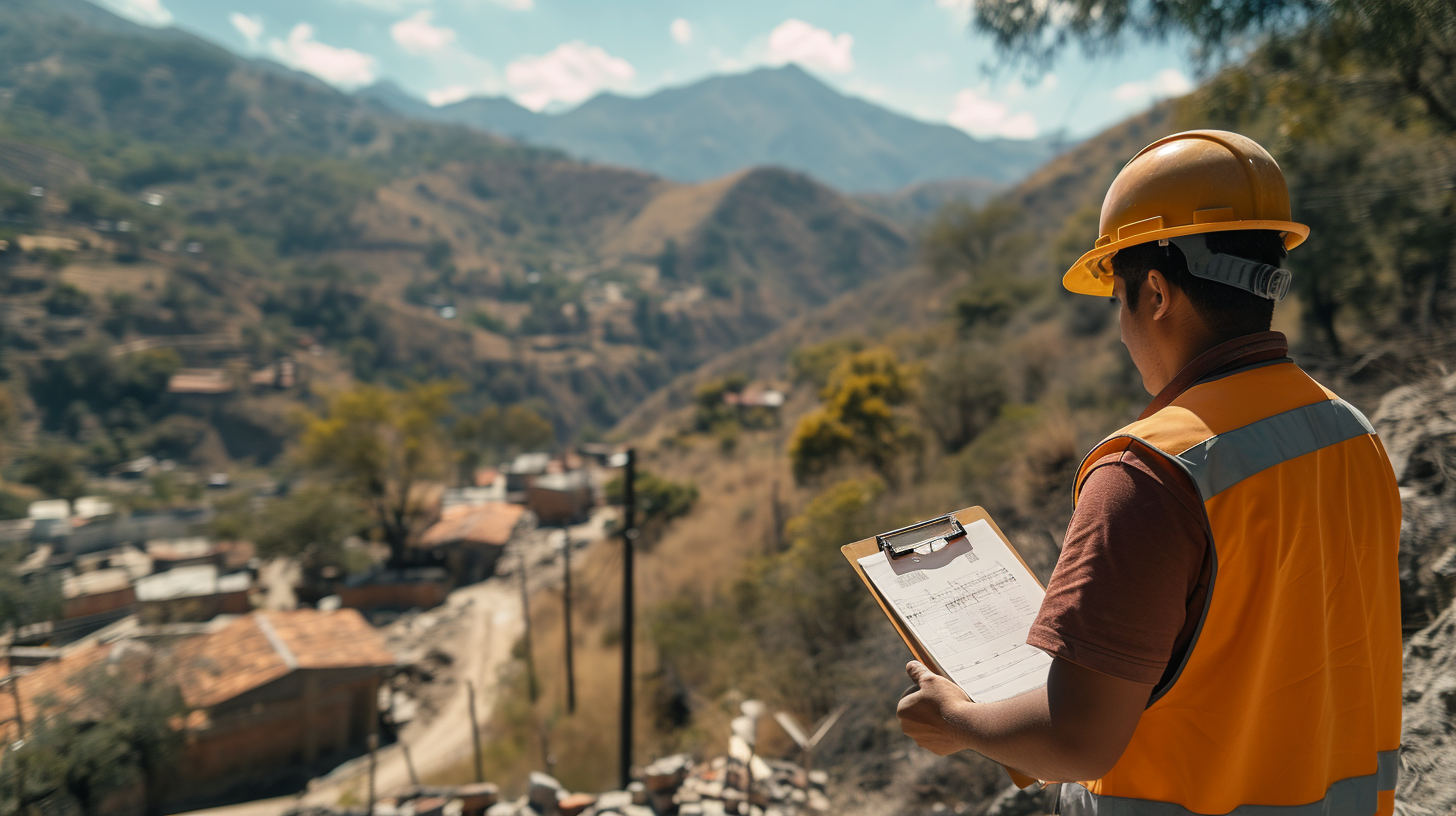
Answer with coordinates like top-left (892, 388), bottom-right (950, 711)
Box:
top-left (896, 656), bottom-right (1153, 782)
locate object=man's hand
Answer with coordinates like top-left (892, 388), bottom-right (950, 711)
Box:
top-left (893, 656), bottom-right (1155, 780)
top-left (896, 660), bottom-right (973, 756)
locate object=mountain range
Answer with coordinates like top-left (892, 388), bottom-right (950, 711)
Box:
top-left (359, 67), bottom-right (1061, 193)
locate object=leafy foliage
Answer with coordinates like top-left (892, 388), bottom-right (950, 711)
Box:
top-left (297, 382), bottom-right (459, 563)
top-left (17, 447), bottom-right (86, 504)
top-left (0, 544), bottom-right (63, 630)
top-left (605, 469), bottom-right (699, 546)
top-left (0, 656), bottom-right (186, 816)
top-left (788, 347), bottom-right (920, 483)
top-left (252, 485), bottom-right (367, 579)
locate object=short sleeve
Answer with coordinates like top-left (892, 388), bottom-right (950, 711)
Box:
top-left (1027, 449), bottom-right (1208, 684)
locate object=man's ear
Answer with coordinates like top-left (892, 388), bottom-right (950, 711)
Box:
top-left (1145, 269), bottom-right (1173, 321)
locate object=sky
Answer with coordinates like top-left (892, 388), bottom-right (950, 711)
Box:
top-left (97, 0), bottom-right (1197, 141)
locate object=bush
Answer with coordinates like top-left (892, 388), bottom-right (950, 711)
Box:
top-left (43, 282), bottom-right (92, 316)
top-left (789, 347), bottom-right (919, 483)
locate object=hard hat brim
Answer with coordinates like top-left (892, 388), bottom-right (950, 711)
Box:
top-left (1063, 220), bottom-right (1310, 298)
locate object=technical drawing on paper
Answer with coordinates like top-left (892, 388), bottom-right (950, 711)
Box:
top-left (860, 519), bottom-right (1051, 703)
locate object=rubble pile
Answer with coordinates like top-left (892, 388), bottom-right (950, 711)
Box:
top-left (483, 753), bottom-right (831, 816)
top-left (284, 754), bottom-right (832, 816)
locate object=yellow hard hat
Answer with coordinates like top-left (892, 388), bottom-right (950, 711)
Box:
top-left (1063, 129), bottom-right (1310, 298)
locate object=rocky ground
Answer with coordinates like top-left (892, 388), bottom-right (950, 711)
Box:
top-left (1374, 370), bottom-right (1456, 814)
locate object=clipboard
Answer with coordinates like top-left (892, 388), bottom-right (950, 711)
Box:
top-left (841, 506), bottom-right (1044, 789)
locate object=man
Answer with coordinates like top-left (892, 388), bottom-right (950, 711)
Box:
top-left (897, 131), bottom-right (1402, 816)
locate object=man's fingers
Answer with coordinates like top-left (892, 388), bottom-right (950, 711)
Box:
top-left (906, 660), bottom-right (933, 685)
top-left (901, 683), bottom-right (920, 699)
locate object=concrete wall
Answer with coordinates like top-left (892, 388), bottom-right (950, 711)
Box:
top-left (137, 590), bottom-right (251, 624)
top-left (337, 579), bottom-right (449, 612)
top-left (62, 586), bottom-right (136, 619)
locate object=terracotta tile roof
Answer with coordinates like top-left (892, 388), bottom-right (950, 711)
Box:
top-left (0, 643), bottom-right (113, 743)
top-left (418, 502), bottom-right (525, 549)
top-left (174, 609), bottom-right (395, 709)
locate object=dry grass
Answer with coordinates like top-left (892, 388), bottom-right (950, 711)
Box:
top-left (60, 262), bottom-right (168, 295)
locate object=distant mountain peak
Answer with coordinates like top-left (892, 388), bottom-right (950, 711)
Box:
top-left (362, 67), bottom-right (1060, 193)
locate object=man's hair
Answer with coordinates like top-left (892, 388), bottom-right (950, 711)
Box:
top-left (1112, 230), bottom-right (1287, 338)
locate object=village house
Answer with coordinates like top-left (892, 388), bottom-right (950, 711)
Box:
top-left (527, 470), bottom-right (594, 526)
top-left (415, 501), bottom-right (530, 584)
top-left (0, 609), bottom-right (397, 810)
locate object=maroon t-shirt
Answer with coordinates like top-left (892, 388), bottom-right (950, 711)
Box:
top-left (1027, 332), bottom-right (1291, 688)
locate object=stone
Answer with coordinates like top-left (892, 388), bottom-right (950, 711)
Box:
top-left (984, 783), bottom-right (1046, 816)
top-left (413, 797), bottom-right (449, 816)
top-left (528, 772), bottom-right (565, 813)
top-left (807, 771), bottom-right (828, 791)
top-left (557, 793), bottom-right (594, 816)
top-left (627, 781), bottom-right (648, 805)
top-left (484, 803), bottom-right (517, 816)
top-left (453, 783), bottom-right (500, 815)
top-left (644, 755), bottom-right (693, 792)
top-left (807, 790), bottom-right (831, 813)
top-left (593, 791), bottom-right (633, 812)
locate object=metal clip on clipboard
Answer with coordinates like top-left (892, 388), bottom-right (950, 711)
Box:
top-left (876, 514), bottom-right (967, 559)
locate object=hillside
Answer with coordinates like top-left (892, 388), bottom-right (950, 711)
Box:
top-left (361, 66), bottom-right (1060, 193)
top-left (0, 0), bottom-right (918, 480)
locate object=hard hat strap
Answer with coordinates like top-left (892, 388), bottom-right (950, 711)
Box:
top-left (1161, 234), bottom-right (1292, 302)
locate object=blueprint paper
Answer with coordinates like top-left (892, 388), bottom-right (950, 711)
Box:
top-left (858, 519), bottom-right (1051, 703)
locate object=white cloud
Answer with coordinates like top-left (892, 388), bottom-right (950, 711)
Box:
top-left (1041, 73), bottom-right (1059, 91)
top-left (766, 19), bottom-right (854, 74)
top-left (670, 18), bottom-right (694, 46)
top-left (948, 87), bottom-right (1039, 139)
top-left (491, 0), bottom-right (534, 9)
top-left (427, 85), bottom-right (475, 107)
top-left (334, 0), bottom-right (427, 10)
top-left (1112, 68), bottom-right (1193, 104)
top-left (391, 11), bottom-right (456, 54)
top-left (98, 0), bottom-right (174, 27)
top-left (230, 12), bottom-right (263, 48)
top-left (269, 24), bottom-right (378, 89)
top-left (936, 0), bottom-right (974, 21)
top-left (506, 41), bottom-right (636, 112)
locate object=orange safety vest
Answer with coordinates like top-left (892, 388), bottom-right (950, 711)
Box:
top-left (1060, 359), bottom-right (1402, 816)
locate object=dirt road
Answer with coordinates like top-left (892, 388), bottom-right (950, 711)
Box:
top-left (308, 578), bottom-right (525, 807)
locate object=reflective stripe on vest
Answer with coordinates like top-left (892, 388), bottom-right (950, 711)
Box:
top-left (1152, 398), bottom-right (1375, 500)
top-left (1060, 750), bottom-right (1400, 816)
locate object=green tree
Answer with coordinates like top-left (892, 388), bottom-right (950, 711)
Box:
top-left (605, 469), bottom-right (699, 546)
top-left (0, 657), bottom-right (186, 816)
top-left (18, 447), bottom-right (86, 507)
top-left (971, 0), bottom-right (1455, 132)
top-left (43, 283), bottom-right (91, 317)
top-left (922, 200), bottom-right (1031, 280)
top-left (253, 486), bottom-right (367, 582)
top-left (297, 381), bottom-right (458, 564)
top-left (692, 373), bottom-right (750, 432)
top-left (0, 544), bottom-right (63, 630)
top-left (788, 348), bottom-right (920, 483)
top-left (454, 403), bottom-right (555, 471)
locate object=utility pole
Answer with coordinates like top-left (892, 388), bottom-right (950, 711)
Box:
top-left (5, 676), bottom-right (27, 816)
top-left (619, 447), bottom-right (637, 790)
top-left (466, 680), bottom-right (485, 784)
top-left (366, 732), bottom-right (378, 814)
top-left (562, 532), bottom-right (576, 714)
top-left (519, 550), bottom-right (538, 703)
